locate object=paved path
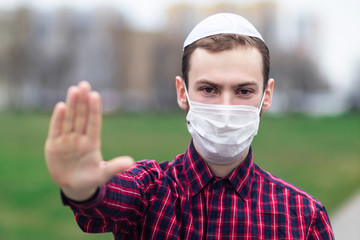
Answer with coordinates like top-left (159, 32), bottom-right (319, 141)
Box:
top-left (331, 190), bottom-right (360, 240)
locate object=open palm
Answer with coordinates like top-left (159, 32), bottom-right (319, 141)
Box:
top-left (45, 81), bottom-right (134, 201)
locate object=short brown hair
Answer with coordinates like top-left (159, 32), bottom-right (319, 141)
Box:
top-left (181, 34), bottom-right (270, 91)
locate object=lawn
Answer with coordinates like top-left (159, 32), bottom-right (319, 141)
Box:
top-left (0, 112), bottom-right (359, 240)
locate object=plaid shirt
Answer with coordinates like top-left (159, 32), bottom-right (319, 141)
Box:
top-left (63, 141), bottom-right (334, 239)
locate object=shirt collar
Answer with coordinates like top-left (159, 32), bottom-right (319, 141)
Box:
top-left (184, 140), bottom-right (254, 200)
top-left (184, 140), bottom-right (215, 196)
top-left (227, 147), bottom-right (254, 200)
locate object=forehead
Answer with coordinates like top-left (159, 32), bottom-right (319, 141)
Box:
top-left (188, 46), bottom-right (263, 87)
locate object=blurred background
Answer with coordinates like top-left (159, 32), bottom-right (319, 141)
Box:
top-left (0, 0), bottom-right (359, 239)
top-left (0, 0), bottom-right (359, 113)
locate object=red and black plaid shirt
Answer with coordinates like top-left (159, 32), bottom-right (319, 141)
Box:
top-left (63, 141), bottom-right (334, 239)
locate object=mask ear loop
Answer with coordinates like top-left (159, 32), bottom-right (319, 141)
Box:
top-left (258, 91), bottom-right (266, 114)
top-left (183, 82), bottom-right (192, 108)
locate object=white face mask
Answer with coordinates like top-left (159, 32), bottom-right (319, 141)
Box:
top-left (185, 85), bottom-right (265, 165)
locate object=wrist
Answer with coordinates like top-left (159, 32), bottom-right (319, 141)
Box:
top-left (61, 186), bottom-right (99, 202)
top-left (61, 184), bottom-right (106, 209)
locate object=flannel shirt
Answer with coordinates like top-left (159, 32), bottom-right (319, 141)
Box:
top-left (62, 141), bottom-right (334, 239)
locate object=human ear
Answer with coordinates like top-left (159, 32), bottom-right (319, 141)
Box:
top-left (175, 76), bottom-right (188, 110)
top-left (262, 78), bottom-right (274, 111)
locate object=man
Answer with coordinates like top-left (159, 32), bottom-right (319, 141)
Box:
top-left (45, 13), bottom-right (334, 239)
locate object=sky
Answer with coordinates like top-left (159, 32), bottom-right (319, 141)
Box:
top-left (1, 0), bottom-right (359, 93)
top-left (275, 0), bottom-right (360, 93)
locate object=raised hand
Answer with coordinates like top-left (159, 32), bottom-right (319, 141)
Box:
top-left (45, 81), bottom-right (134, 201)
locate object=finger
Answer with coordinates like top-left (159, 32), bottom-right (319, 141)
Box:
top-left (103, 156), bottom-right (135, 180)
top-left (87, 91), bottom-right (102, 141)
top-left (48, 102), bottom-right (66, 139)
top-left (63, 86), bottom-right (79, 133)
top-left (74, 82), bottom-right (91, 134)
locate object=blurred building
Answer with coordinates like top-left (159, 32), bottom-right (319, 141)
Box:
top-left (0, 1), bottom-right (358, 114)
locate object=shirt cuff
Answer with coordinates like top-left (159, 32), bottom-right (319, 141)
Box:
top-left (61, 184), bottom-right (106, 209)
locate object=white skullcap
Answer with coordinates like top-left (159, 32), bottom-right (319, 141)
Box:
top-left (183, 13), bottom-right (264, 50)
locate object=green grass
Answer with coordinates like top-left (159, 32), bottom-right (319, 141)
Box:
top-left (0, 112), bottom-right (359, 240)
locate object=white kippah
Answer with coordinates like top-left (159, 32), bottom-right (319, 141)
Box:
top-left (183, 13), bottom-right (264, 49)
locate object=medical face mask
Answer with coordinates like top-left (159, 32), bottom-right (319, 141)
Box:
top-left (185, 85), bottom-right (265, 165)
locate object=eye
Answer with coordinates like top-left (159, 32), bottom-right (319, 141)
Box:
top-left (238, 89), bottom-right (251, 95)
top-left (201, 87), bottom-right (216, 94)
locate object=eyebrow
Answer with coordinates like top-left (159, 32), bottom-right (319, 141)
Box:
top-left (194, 79), bottom-right (259, 91)
top-left (195, 79), bottom-right (222, 90)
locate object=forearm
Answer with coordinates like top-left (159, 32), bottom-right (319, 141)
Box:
top-left (62, 173), bottom-right (147, 234)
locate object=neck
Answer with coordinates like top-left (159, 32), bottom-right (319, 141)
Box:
top-left (206, 159), bottom-right (243, 178)
top-left (196, 145), bottom-right (249, 178)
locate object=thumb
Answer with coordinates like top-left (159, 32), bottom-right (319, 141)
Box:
top-left (102, 156), bottom-right (135, 180)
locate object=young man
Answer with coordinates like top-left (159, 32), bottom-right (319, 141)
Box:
top-left (45, 13), bottom-right (334, 239)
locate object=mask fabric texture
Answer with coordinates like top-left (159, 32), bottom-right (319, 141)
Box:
top-left (185, 86), bottom-right (265, 165)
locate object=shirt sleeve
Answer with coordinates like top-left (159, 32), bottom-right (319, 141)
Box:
top-left (307, 206), bottom-right (335, 240)
top-left (61, 186), bottom-right (105, 209)
top-left (62, 160), bottom-right (164, 235)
